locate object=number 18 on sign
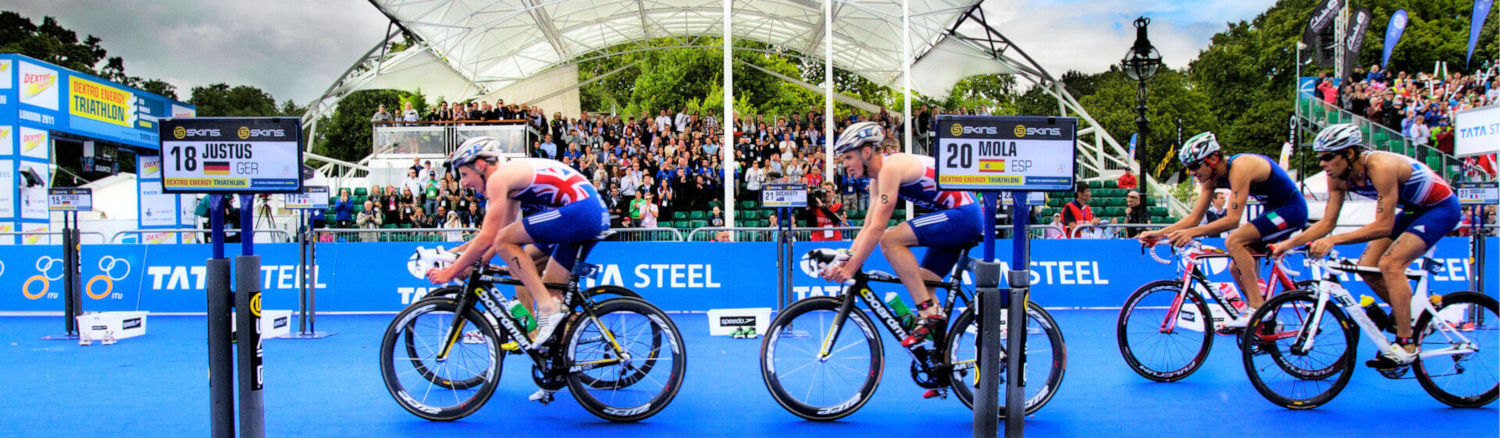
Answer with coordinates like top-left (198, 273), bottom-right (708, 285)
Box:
top-left (933, 115), bottom-right (1076, 191)
top-left (157, 118), bottom-right (303, 194)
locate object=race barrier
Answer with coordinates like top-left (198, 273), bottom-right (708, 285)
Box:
top-left (0, 237), bottom-right (1493, 313)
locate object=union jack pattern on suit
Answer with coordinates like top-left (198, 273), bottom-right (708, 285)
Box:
top-left (898, 154), bottom-right (976, 211)
top-left (513, 158), bottom-right (597, 208)
top-left (1346, 151), bottom-right (1454, 208)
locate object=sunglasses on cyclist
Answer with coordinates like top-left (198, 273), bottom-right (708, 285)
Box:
top-left (1185, 162), bottom-right (1203, 172)
top-left (1317, 152), bottom-right (1340, 162)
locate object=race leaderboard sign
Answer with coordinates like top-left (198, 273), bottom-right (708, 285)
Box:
top-left (933, 115), bottom-right (1077, 192)
top-left (157, 118), bottom-right (303, 194)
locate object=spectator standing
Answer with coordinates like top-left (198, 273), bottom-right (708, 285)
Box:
top-left (539, 135), bottom-right (558, 159)
top-left (1045, 213), bottom-right (1066, 239)
top-left (358, 200), bottom-right (381, 242)
top-left (401, 102), bottom-right (419, 123)
top-left (400, 168), bottom-right (423, 200)
top-left (371, 104), bottom-right (392, 123)
top-left (1201, 189), bottom-right (1229, 237)
top-left (333, 189), bottom-right (355, 228)
top-left (640, 191), bottom-right (660, 228)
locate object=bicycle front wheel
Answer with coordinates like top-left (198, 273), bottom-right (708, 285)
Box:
top-left (1241, 291), bottom-right (1356, 409)
top-left (947, 301), bottom-right (1066, 418)
top-left (380, 297), bottom-right (503, 421)
top-left (1414, 291), bottom-right (1499, 408)
top-left (1117, 280), bottom-right (1213, 382)
top-left (565, 298), bottom-right (686, 422)
top-left (760, 296), bottom-right (884, 421)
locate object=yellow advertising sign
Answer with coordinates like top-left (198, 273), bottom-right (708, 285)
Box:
top-left (69, 76), bottom-right (133, 127)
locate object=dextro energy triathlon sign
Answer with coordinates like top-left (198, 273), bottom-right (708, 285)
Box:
top-left (933, 115), bottom-right (1076, 192)
top-left (157, 118), bottom-right (302, 193)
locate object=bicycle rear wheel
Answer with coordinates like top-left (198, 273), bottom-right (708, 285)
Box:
top-left (565, 298), bottom-right (686, 422)
top-left (380, 298), bottom-right (503, 421)
top-left (760, 296), bottom-right (883, 421)
top-left (947, 301), bottom-right (1066, 418)
top-left (1117, 280), bottom-right (1213, 382)
top-left (1413, 291), bottom-right (1499, 408)
top-left (1241, 291), bottom-right (1356, 409)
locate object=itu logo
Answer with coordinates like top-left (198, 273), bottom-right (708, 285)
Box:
top-left (86, 255), bottom-right (131, 300)
top-left (23, 256), bottom-right (65, 300)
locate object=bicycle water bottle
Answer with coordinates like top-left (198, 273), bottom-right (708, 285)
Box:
top-left (1217, 283), bottom-right (1246, 312)
top-left (884, 292), bottom-right (915, 330)
top-left (1360, 295), bottom-right (1393, 334)
top-left (507, 301), bottom-right (538, 332)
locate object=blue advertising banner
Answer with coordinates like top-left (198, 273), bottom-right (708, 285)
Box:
top-left (1298, 77), bottom-right (1342, 98)
top-left (1382, 9), bottom-right (1409, 69)
top-left (0, 54), bottom-right (192, 151)
top-left (0, 239), bottom-right (1493, 314)
top-left (1470, 0), bottom-right (1494, 66)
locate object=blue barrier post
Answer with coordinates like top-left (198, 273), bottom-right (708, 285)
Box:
top-left (1006, 192), bottom-right (1030, 437)
top-left (207, 194), bottom-right (232, 438)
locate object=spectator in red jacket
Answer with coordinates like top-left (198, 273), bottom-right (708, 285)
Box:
top-left (1316, 77), bottom-right (1339, 104)
top-left (1117, 168), bottom-right (1138, 190)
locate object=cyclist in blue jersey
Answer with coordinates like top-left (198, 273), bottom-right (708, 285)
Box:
top-left (1273, 123), bottom-right (1462, 369)
top-left (425, 137), bottom-right (610, 349)
top-left (821, 122), bottom-right (982, 361)
top-left (1138, 132), bottom-right (1309, 328)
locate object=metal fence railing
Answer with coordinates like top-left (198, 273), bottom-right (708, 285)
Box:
top-left (1297, 95), bottom-right (1483, 182)
top-left (0, 231), bottom-right (110, 245)
top-left (1069, 223), bottom-right (1169, 239)
top-left (314, 227), bottom-right (478, 243)
top-left (109, 229), bottom-right (294, 244)
top-left (604, 228), bottom-right (684, 242)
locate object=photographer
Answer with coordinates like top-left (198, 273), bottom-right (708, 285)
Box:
top-left (801, 181), bottom-right (845, 241)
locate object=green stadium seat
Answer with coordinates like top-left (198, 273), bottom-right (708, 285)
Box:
top-left (741, 200), bottom-right (757, 210)
top-left (673, 211), bottom-right (688, 220)
top-left (848, 209), bottom-right (865, 220)
top-left (690, 210), bottom-right (707, 220)
top-left (1104, 180), bottom-right (1118, 189)
top-left (1088, 181), bottom-right (1103, 189)
top-left (1149, 206), bottom-right (1167, 217)
top-left (354, 188), bottom-right (367, 197)
top-left (690, 220), bottom-right (708, 228)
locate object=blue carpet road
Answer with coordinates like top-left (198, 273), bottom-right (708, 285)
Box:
top-left (0, 310), bottom-right (1493, 437)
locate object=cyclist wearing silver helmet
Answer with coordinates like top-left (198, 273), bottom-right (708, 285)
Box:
top-left (425, 136), bottom-right (609, 351)
top-left (1272, 123), bottom-right (1461, 370)
top-left (1138, 132), bottom-right (1308, 329)
top-left (820, 121), bottom-right (982, 382)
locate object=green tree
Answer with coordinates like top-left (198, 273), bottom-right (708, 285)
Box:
top-left (1075, 67), bottom-right (1217, 178)
top-left (0, 11), bottom-right (183, 96)
top-left (187, 83), bottom-right (280, 117)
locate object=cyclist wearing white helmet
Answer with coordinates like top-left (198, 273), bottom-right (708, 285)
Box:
top-left (425, 136), bottom-right (609, 352)
top-left (821, 121), bottom-right (982, 382)
top-left (1272, 123), bottom-right (1460, 370)
top-left (1139, 131), bottom-right (1308, 329)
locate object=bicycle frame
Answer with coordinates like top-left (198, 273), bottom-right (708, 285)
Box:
top-left (431, 262), bottom-right (632, 374)
top-left (1282, 256), bottom-right (1480, 361)
top-left (1157, 245), bottom-right (1301, 334)
top-left (816, 250), bottom-right (976, 361)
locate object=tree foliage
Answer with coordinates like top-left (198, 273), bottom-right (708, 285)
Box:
top-left (311, 89), bottom-right (426, 163)
top-left (0, 11), bottom-right (181, 98)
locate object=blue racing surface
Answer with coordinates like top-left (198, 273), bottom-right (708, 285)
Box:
top-left (0, 310), bottom-right (1493, 437)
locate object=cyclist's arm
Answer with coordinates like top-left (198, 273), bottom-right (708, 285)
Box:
top-left (843, 169), bottom-right (903, 272)
top-left (445, 177), bottom-right (514, 273)
top-left (1148, 180), bottom-right (1214, 236)
top-left (1195, 164), bottom-right (1256, 236)
top-left (1326, 163), bottom-right (1400, 246)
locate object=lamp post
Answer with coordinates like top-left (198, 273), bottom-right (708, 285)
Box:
top-left (1121, 17), bottom-right (1162, 174)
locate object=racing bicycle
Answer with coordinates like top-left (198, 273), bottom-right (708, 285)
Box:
top-left (1240, 249), bottom-right (1497, 409)
top-left (380, 234), bottom-right (686, 421)
top-left (1117, 241), bottom-right (1314, 381)
top-left (759, 247), bottom-right (1065, 421)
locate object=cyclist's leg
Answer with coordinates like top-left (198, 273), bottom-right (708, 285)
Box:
top-left (879, 223), bottom-right (942, 315)
top-left (1225, 223), bottom-right (1266, 309)
top-left (1377, 233), bottom-right (1427, 339)
top-left (1236, 203), bottom-right (1307, 308)
top-left (497, 222), bottom-right (549, 312)
top-left (1377, 198), bottom-right (1462, 340)
top-left (1359, 208), bottom-right (1419, 301)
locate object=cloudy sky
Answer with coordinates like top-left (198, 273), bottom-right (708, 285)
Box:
top-left (2, 0), bottom-right (1275, 104)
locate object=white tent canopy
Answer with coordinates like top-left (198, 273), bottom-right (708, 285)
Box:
top-left (304, 0), bottom-right (1185, 216)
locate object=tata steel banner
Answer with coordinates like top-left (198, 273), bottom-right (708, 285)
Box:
top-left (0, 239), bottom-right (1492, 313)
top-left (0, 54), bottom-right (192, 151)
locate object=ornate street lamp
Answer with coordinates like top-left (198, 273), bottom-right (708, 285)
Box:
top-left (1120, 17), bottom-right (1162, 174)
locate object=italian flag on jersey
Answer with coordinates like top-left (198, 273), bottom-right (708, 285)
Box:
top-left (1267, 212), bottom-right (1287, 229)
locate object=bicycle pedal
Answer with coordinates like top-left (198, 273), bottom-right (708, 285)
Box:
top-left (921, 389), bottom-right (946, 400)
top-left (500, 341), bottom-right (520, 352)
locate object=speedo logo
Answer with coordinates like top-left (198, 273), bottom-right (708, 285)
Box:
top-left (950, 123), bottom-right (998, 136)
top-left (1014, 124), bottom-right (1062, 137)
top-left (719, 316), bottom-right (756, 326)
top-left (173, 127), bottom-right (221, 139)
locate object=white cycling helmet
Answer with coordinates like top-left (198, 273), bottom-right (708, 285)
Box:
top-left (1177, 132), bottom-right (1221, 167)
top-left (833, 121), bottom-right (884, 154)
top-left (1312, 123), bottom-right (1363, 153)
top-left (448, 136), bottom-right (504, 169)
